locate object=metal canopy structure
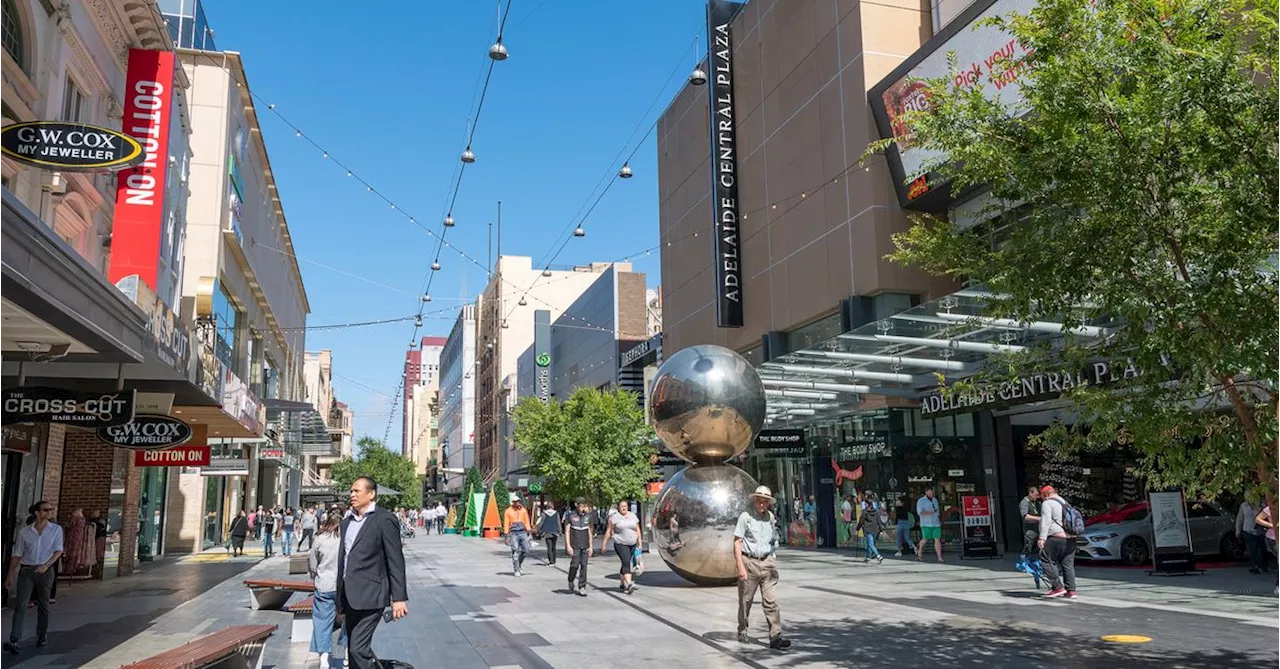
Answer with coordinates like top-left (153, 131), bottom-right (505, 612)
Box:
top-left (264, 398), bottom-right (334, 456)
top-left (758, 289), bottom-right (1120, 425)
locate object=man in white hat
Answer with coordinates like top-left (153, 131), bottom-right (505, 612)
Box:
top-left (734, 485), bottom-right (791, 650)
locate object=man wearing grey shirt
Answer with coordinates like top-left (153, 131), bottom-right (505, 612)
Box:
top-left (734, 486), bottom-right (791, 650)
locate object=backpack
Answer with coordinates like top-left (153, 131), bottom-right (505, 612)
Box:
top-left (1058, 499), bottom-right (1085, 536)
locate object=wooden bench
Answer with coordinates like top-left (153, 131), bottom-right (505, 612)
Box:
top-left (288, 553), bottom-right (308, 575)
top-left (242, 579), bottom-right (314, 611)
top-left (287, 596), bottom-right (314, 642)
top-left (120, 624), bottom-right (277, 669)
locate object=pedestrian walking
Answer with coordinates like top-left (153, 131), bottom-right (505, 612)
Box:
top-left (435, 502), bottom-right (447, 533)
top-left (1254, 502), bottom-right (1278, 596)
top-left (308, 511), bottom-right (348, 668)
top-left (1037, 485), bottom-right (1080, 599)
top-left (262, 507), bottom-right (278, 558)
top-left (338, 477), bottom-right (408, 669)
top-left (229, 510), bottom-right (249, 557)
top-left (1019, 486), bottom-right (1042, 555)
top-left (734, 486), bottom-right (791, 650)
top-left (857, 492), bottom-right (883, 564)
top-left (915, 487), bottom-right (944, 562)
top-left (254, 505), bottom-right (265, 540)
top-left (421, 506), bottom-right (432, 535)
top-left (893, 494), bottom-right (914, 556)
top-left (840, 495), bottom-right (855, 547)
top-left (298, 506), bottom-right (317, 552)
top-left (4, 502), bottom-right (62, 654)
top-left (504, 497), bottom-right (533, 576)
top-left (282, 507), bottom-right (296, 557)
top-left (564, 498), bottom-right (594, 596)
top-left (1237, 494), bottom-right (1266, 574)
top-left (600, 500), bottom-right (641, 594)
top-left (537, 502), bottom-right (561, 565)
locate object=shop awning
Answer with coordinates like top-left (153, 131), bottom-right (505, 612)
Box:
top-left (759, 288), bottom-right (1120, 425)
top-left (265, 398), bottom-right (334, 456)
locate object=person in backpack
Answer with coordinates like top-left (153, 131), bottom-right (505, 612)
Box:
top-left (1036, 485), bottom-right (1079, 599)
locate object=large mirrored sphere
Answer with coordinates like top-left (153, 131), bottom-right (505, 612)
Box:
top-left (652, 464), bottom-right (759, 586)
top-left (649, 345), bottom-right (765, 464)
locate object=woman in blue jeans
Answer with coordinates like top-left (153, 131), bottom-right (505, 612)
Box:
top-left (308, 512), bottom-right (347, 667)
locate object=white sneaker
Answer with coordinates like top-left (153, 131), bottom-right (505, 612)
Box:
top-left (318, 652), bottom-right (329, 668)
top-left (514, 570), bottom-right (522, 577)
top-left (894, 551), bottom-right (902, 557)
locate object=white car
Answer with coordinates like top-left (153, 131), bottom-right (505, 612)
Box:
top-left (1076, 500), bottom-right (1241, 565)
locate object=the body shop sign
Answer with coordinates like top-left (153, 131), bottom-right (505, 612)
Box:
top-left (869, 0), bottom-right (1035, 209)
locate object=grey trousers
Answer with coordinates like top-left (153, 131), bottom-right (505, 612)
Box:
top-left (10, 565), bottom-right (54, 643)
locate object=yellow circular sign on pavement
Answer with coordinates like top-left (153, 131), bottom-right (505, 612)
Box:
top-left (1100, 635), bottom-right (1153, 644)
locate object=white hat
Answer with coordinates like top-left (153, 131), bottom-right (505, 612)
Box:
top-left (750, 485), bottom-right (775, 503)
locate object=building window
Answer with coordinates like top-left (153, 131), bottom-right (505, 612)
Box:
top-left (212, 285), bottom-right (239, 369)
top-left (2, 0), bottom-right (22, 69)
top-left (62, 77), bottom-right (86, 122)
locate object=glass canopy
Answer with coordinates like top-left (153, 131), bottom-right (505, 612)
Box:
top-left (758, 288), bottom-right (1120, 425)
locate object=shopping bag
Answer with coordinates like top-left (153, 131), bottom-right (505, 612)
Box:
top-left (632, 547), bottom-right (645, 576)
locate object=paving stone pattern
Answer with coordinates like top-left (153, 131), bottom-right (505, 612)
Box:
top-left (1, 534), bottom-right (1276, 668)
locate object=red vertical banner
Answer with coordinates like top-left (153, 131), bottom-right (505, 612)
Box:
top-left (110, 49), bottom-right (176, 291)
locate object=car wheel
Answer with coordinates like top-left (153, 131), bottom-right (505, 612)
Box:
top-left (1220, 533), bottom-right (1245, 561)
top-left (1121, 536), bottom-right (1149, 565)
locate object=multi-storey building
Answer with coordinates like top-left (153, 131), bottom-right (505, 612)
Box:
top-left (160, 47), bottom-right (310, 550)
top-left (401, 336), bottom-right (444, 455)
top-left (510, 265), bottom-right (650, 487)
top-left (437, 302), bottom-right (478, 494)
top-left (657, 0), bottom-right (955, 548)
top-left (474, 257), bottom-right (635, 477)
top-left (0, 0), bottom-right (213, 579)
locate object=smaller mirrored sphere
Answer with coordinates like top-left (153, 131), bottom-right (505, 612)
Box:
top-left (649, 345), bottom-right (766, 464)
top-left (652, 463), bottom-right (759, 586)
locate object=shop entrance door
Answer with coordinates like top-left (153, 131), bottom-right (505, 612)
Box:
top-left (1, 452), bottom-right (22, 608)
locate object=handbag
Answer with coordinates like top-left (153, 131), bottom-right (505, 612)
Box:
top-left (632, 546), bottom-right (645, 576)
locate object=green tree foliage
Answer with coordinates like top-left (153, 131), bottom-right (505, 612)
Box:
top-left (492, 479), bottom-right (512, 518)
top-left (512, 387), bottom-right (656, 506)
top-left (870, 0), bottom-right (1277, 499)
top-left (455, 466), bottom-right (485, 530)
top-left (329, 437), bottom-right (423, 510)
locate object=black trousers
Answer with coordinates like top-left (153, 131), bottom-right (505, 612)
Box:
top-left (298, 529), bottom-right (315, 551)
top-left (10, 565), bottom-right (53, 643)
top-left (342, 598), bottom-right (383, 669)
top-left (567, 546), bottom-right (589, 587)
top-left (544, 536), bottom-right (558, 564)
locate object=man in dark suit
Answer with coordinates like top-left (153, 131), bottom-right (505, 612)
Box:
top-left (338, 476), bottom-right (408, 669)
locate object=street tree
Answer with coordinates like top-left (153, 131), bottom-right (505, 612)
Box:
top-left (330, 437), bottom-right (423, 510)
top-left (871, 0), bottom-right (1278, 500)
top-left (512, 387), bottom-right (656, 506)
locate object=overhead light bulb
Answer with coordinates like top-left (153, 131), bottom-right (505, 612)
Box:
top-left (518, 297), bottom-right (527, 306)
top-left (431, 261), bottom-right (441, 271)
top-left (542, 269), bottom-right (552, 277)
top-left (461, 147), bottom-right (476, 164)
top-left (488, 41), bottom-right (509, 61)
top-left (574, 226), bottom-right (585, 237)
top-left (422, 293), bottom-right (432, 303)
top-left (689, 67), bottom-right (708, 86)
top-left (444, 214), bottom-right (455, 227)
top-left (618, 163), bottom-right (633, 179)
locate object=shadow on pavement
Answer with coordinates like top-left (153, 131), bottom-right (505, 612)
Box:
top-left (5, 559), bottom-right (256, 667)
top-left (770, 618), bottom-right (1275, 669)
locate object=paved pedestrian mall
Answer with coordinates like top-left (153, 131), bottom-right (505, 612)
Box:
top-left (3, 534), bottom-right (1276, 668)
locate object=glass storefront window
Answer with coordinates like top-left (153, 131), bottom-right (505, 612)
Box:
top-left (213, 284), bottom-right (239, 370)
top-left (784, 312), bottom-right (843, 354)
top-left (203, 476), bottom-right (225, 549)
top-left (136, 467), bottom-right (167, 561)
top-left (106, 449), bottom-right (129, 569)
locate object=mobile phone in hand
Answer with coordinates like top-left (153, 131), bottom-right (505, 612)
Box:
top-left (382, 609), bottom-right (394, 624)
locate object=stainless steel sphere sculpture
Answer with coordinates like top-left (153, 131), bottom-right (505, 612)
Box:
top-left (649, 345), bottom-right (766, 586)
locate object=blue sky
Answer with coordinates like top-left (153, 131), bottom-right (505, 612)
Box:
top-left (211, 1), bottom-right (705, 444)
